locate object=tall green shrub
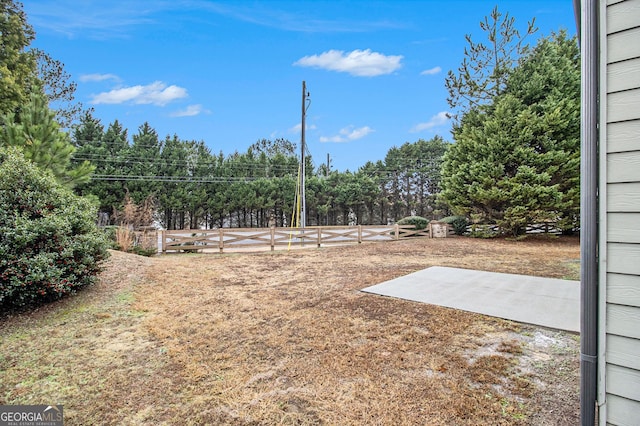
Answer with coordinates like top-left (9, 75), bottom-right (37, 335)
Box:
top-left (440, 31), bottom-right (579, 236)
top-left (397, 216), bottom-right (429, 230)
top-left (0, 148), bottom-right (109, 310)
top-left (441, 215), bottom-right (469, 235)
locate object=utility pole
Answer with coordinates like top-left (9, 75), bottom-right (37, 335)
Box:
top-left (326, 153), bottom-right (330, 177)
top-left (300, 81), bottom-right (310, 228)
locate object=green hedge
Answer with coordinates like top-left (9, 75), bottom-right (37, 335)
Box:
top-left (0, 148), bottom-right (109, 310)
top-left (440, 215), bottom-right (469, 235)
top-left (396, 216), bottom-right (429, 230)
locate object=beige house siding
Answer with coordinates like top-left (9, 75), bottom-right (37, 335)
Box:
top-left (601, 0), bottom-right (640, 424)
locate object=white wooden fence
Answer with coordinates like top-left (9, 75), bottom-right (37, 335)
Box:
top-left (160, 224), bottom-right (437, 253)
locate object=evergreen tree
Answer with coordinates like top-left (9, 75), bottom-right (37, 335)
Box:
top-left (35, 48), bottom-right (84, 127)
top-left (73, 113), bottom-right (131, 218)
top-left (126, 122), bottom-right (162, 203)
top-left (103, 120), bottom-right (129, 155)
top-left (0, 0), bottom-right (38, 116)
top-left (72, 110), bottom-right (104, 191)
top-left (0, 93), bottom-right (94, 187)
top-left (204, 152), bottom-right (228, 228)
top-left (409, 137), bottom-right (449, 218)
top-left (376, 137), bottom-right (449, 221)
top-left (505, 30), bottom-right (580, 232)
top-left (99, 120), bottom-right (129, 218)
top-left (0, 1), bottom-right (82, 126)
top-left (183, 141), bottom-right (210, 229)
top-left (445, 6), bottom-right (537, 122)
top-left (157, 135), bottom-right (188, 229)
top-left (248, 138), bottom-right (296, 158)
top-left (73, 110), bottom-right (104, 147)
top-left (440, 31), bottom-right (580, 235)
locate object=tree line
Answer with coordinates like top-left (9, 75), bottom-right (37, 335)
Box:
top-left (71, 113), bottom-right (450, 229)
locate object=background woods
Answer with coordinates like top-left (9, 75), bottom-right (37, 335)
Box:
top-left (72, 118), bottom-right (451, 230)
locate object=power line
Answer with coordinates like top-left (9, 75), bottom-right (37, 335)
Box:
top-left (72, 140), bottom-right (445, 171)
top-left (90, 174), bottom-right (297, 183)
top-left (72, 137), bottom-right (299, 154)
top-left (72, 155), bottom-right (300, 173)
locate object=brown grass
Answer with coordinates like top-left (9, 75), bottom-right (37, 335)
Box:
top-left (0, 236), bottom-right (580, 425)
top-left (115, 226), bottom-right (134, 252)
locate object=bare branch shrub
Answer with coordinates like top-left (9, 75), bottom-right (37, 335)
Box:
top-left (113, 192), bottom-right (155, 230)
top-left (115, 226), bottom-right (134, 252)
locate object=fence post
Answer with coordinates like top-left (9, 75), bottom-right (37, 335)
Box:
top-left (317, 227), bottom-right (322, 248)
top-left (219, 228), bottom-right (224, 253)
top-left (358, 225), bottom-right (362, 243)
top-left (394, 224), bottom-right (400, 240)
top-left (270, 227), bottom-right (275, 251)
top-left (161, 230), bottom-right (166, 253)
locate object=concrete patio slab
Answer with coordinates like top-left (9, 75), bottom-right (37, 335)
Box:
top-left (361, 266), bottom-right (580, 332)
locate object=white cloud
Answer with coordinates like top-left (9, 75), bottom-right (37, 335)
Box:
top-left (410, 111), bottom-right (451, 132)
top-left (319, 125), bottom-right (374, 143)
top-left (289, 123), bottom-right (317, 133)
top-left (420, 66), bottom-right (442, 76)
top-left (90, 81), bottom-right (188, 106)
top-left (294, 49), bottom-right (402, 77)
top-left (79, 73), bottom-right (121, 83)
top-left (170, 104), bottom-right (209, 117)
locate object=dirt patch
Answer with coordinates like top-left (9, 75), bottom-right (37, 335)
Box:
top-left (0, 236), bottom-right (580, 425)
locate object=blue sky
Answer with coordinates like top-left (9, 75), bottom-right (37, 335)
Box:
top-left (26, 1), bottom-right (577, 171)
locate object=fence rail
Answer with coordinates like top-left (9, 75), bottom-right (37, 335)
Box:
top-left (466, 222), bottom-right (567, 235)
top-left (160, 224), bottom-right (435, 253)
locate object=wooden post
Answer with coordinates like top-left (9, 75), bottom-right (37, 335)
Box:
top-left (270, 227), bottom-right (275, 251)
top-left (317, 227), bottom-right (322, 248)
top-left (161, 230), bottom-right (166, 253)
top-left (358, 225), bottom-right (362, 244)
top-left (394, 224), bottom-right (400, 240)
top-left (219, 228), bottom-right (224, 253)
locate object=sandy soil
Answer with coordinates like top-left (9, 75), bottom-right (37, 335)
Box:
top-left (0, 236), bottom-right (580, 425)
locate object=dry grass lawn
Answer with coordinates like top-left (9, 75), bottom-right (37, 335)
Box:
top-left (0, 236), bottom-right (580, 425)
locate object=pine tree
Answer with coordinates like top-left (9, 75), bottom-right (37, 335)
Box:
top-left (505, 30), bottom-right (580, 232)
top-left (1, 1), bottom-right (83, 126)
top-left (73, 112), bottom-right (123, 215)
top-left (445, 6), bottom-right (537, 121)
top-left (126, 122), bottom-right (162, 203)
top-left (440, 31), bottom-right (580, 235)
top-left (0, 93), bottom-right (94, 187)
top-left (0, 0), bottom-right (38, 116)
